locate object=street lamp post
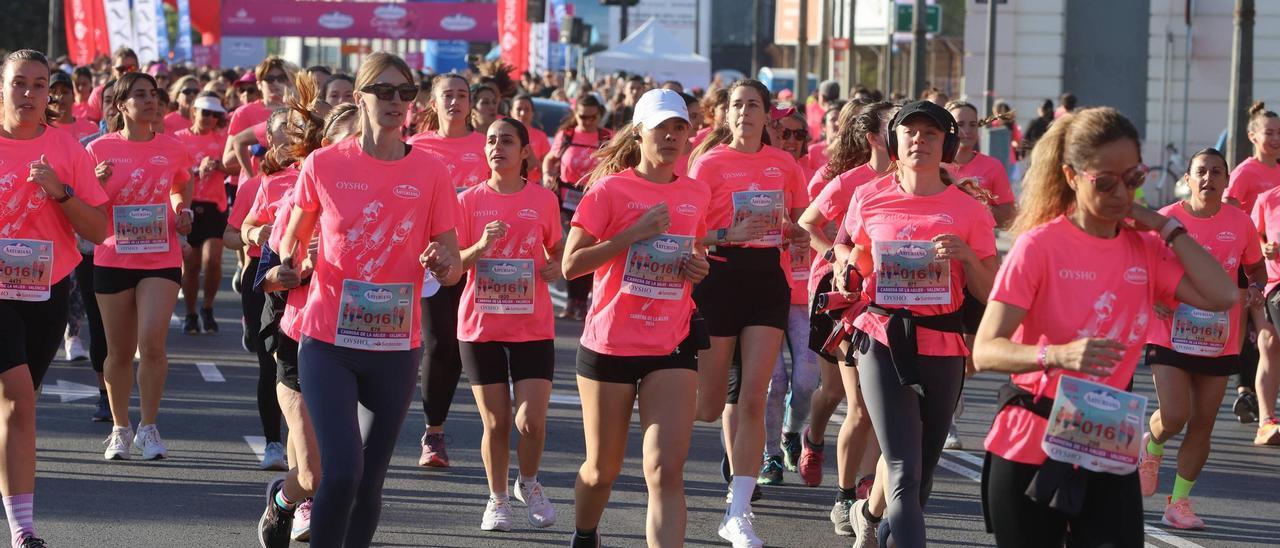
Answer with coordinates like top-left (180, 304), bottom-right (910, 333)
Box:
top-left (909, 0), bottom-right (927, 97)
top-left (1226, 0), bottom-right (1254, 165)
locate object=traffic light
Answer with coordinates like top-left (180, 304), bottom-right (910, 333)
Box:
top-left (560, 16), bottom-right (579, 44)
top-left (528, 0), bottom-right (546, 23)
top-left (601, 0), bottom-right (640, 6)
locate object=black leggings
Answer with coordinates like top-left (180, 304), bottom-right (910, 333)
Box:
top-left (299, 337), bottom-right (421, 548)
top-left (854, 336), bottom-right (964, 548)
top-left (241, 258), bottom-right (281, 443)
top-left (1237, 318), bottom-right (1259, 391)
top-left (75, 255), bottom-right (106, 374)
top-left (983, 453), bottom-right (1144, 547)
top-left (420, 282), bottom-right (463, 427)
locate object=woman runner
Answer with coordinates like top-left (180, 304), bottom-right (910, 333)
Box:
top-left (0, 49), bottom-right (108, 547)
top-left (88, 71), bottom-right (194, 462)
top-left (276, 52), bottom-right (460, 547)
top-left (173, 92), bottom-right (230, 336)
top-left (564, 88), bottom-right (710, 548)
top-left (973, 107), bottom-right (1236, 547)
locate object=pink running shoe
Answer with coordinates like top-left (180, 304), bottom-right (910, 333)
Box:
top-left (1162, 497), bottom-right (1205, 530)
top-left (797, 427), bottom-right (825, 487)
top-left (855, 475), bottom-right (874, 500)
top-left (1138, 433), bottom-right (1162, 497)
top-left (419, 432), bottom-right (450, 468)
top-left (291, 499), bottom-right (312, 541)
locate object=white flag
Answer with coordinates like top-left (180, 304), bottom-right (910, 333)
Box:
top-left (133, 0), bottom-right (161, 65)
top-left (102, 0), bottom-right (135, 56)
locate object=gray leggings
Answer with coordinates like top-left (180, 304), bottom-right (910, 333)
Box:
top-left (299, 337), bottom-right (422, 548)
top-left (854, 336), bottom-right (964, 548)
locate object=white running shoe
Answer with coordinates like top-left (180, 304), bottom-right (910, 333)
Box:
top-left (851, 499), bottom-right (880, 548)
top-left (515, 477), bottom-right (557, 528)
top-left (103, 426), bottom-right (132, 460)
top-left (260, 441), bottom-right (288, 471)
top-left (944, 421), bottom-right (962, 450)
top-left (64, 335), bottom-right (88, 361)
top-left (480, 495), bottom-right (514, 532)
top-left (133, 424), bottom-right (168, 460)
top-left (717, 510), bottom-right (763, 548)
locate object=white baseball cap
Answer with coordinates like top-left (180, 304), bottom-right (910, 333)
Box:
top-left (632, 89), bottom-right (689, 130)
top-left (192, 95), bottom-right (226, 114)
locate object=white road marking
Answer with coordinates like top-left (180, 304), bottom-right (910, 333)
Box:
top-left (936, 450), bottom-right (1206, 548)
top-left (550, 285), bottom-right (567, 308)
top-left (244, 435), bottom-right (266, 461)
top-left (196, 362), bottom-right (225, 382)
top-left (41, 379), bottom-right (98, 402)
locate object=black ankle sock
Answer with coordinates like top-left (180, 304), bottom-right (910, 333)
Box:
top-left (806, 434), bottom-right (825, 449)
top-left (837, 487), bottom-right (858, 501)
top-left (572, 528), bottom-right (598, 547)
top-left (861, 501), bottom-right (882, 523)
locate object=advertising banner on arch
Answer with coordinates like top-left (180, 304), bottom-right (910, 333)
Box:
top-left (221, 0), bottom-right (497, 41)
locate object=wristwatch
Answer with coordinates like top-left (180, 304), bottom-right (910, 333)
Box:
top-left (55, 184), bottom-right (74, 203)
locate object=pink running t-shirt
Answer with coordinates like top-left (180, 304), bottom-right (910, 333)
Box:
top-left (228, 101), bottom-right (272, 186)
top-left (226, 174), bottom-right (263, 259)
top-left (86, 132), bottom-right (192, 270)
top-left (571, 169), bottom-right (711, 356)
top-left (1146, 202), bottom-right (1260, 358)
top-left (408, 130), bottom-right (491, 191)
top-left (946, 152), bottom-right (1014, 205)
top-left (689, 144), bottom-right (809, 249)
top-left (806, 164), bottom-right (888, 295)
top-left (527, 126), bottom-right (552, 186)
top-left (983, 216), bottom-right (1183, 465)
top-left (0, 126), bottom-right (109, 288)
top-left (845, 178), bottom-right (997, 356)
top-left (173, 127), bottom-right (230, 211)
top-left (54, 118), bottom-right (99, 142)
top-left (456, 182), bottom-right (562, 343)
top-left (293, 138), bottom-right (456, 350)
top-left (1251, 186), bottom-right (1280, 294)
top-left (1227, 157), bottom-right (1280, 214)
top-left (807, 142), bottom-right (828, 172)
top-left (550, 129), bottom-right (606, 186)
top-left (163, 112), bottom-right (190, 134)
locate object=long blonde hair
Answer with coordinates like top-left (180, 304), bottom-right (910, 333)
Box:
top-left (585, 123), bottom-right (641, 187)
top-left (1011, 107), bottom-right (1140, 235)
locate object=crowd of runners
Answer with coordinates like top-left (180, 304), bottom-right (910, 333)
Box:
top-left (1, 45), bottom-right (1278, 548)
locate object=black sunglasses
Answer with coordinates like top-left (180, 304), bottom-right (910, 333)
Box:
top-left (778, 128), bottom-right (808, 141)
top-left (261, 74), bottom-right (290, 85)
top-left (179, 88), bottom-right (199, 96)
top-left (361, 83), bottom-right (418, 102)
top-left (199, 109), bottom-right (223, 119)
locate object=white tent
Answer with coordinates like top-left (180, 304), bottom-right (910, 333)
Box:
top-left (588, 18), bottom-right (711, 90)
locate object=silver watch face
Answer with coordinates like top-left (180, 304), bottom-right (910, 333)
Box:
top-left (62, 184), bottom-right (74, 198)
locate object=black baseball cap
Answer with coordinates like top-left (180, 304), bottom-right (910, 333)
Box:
top-left (49, 70), bottom-right (73, 90)
top-left (890, 100), bottom-right (957, 135)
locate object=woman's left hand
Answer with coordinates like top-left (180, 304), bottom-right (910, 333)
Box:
top-left (1127, 204), bottom-right (1168, 233)
top-left (681, 251), bottom-right (710, 284)
top-left (175, 209), bottom-right (193, 235)
top-left (932, 234), bottom-right (975, 264)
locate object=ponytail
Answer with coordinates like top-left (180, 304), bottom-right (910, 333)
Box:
top-left (585, 123), bottom-right (641, 188)
top-left (286, 70), bottom-right (328, 161)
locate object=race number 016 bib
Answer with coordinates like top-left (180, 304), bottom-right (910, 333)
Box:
top-left (1170, 303), bottom-right (1229, 357)
top-left (475, 258), bottom-right (536, 314)
top-left (113, 204), bottom-right (169, 254)
top-left (789, 245), bottom-right (811, 281)
top-left (336, 280), bottom-right (413, 351)
top-left (622, 233), bottom-right (693, 300)
top-left (731, 190), bottom-right (784, 246)
top-left (0, 238), bottom-right (53, 302)
top-left (873, 240), bottom-right (950, 306)
top-left (1042, 376), bottom-right (1148, 475)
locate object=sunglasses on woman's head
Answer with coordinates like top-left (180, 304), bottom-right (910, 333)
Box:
top-left (1074, 163), bottom-right (1149, 194)
top-left (361, 83), bottom-right (419, 102)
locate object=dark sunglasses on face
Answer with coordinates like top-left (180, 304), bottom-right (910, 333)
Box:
top-left (778, 128), bottom-right (808, 141)
top-left (1074, 163), bottom-right (1150, 194)
top-left (114, 64), bottom-right (137, 73)
top-left (180, 88), bottom-right (199, 97)
top-left (199, 110), bottom-right (223, 119)
top-left (361, 83), bottom-right (419, 102)
top-left (261, 74), bottom-right (289, 86)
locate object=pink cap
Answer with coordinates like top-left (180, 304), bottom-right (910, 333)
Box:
top-left (777, 89), bottom-right (794, 100)
top-left (237, 71), bottom-right (256, 85)
top-left (147, 62), bottom-right (168, 76)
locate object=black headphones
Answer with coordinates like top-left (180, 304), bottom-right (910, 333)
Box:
top-left (884, 101), bottom-right (961, 163)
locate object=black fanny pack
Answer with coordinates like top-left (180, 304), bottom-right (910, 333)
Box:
top-left (866, 304), bottom-right (965, 397)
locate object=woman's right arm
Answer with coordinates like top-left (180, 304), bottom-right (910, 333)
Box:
top-left (973, 301), bottom-right (1126, 377)
top-left (222, 126), bottom-right (259, 178)
top-left (279, 206), bottom-right (317, 268)
top-left (798, 204), bottom-right (833, 257)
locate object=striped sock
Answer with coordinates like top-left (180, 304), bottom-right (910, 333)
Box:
top-left (3, 494), bottom-right (34, 548)
top-left (273, 489), bottom-right (296, 512)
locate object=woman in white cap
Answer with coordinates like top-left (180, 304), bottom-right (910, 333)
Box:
top-left (174, 92), bottom-right (231, 336)
top-left (564, 88), bottom-right (711, 548)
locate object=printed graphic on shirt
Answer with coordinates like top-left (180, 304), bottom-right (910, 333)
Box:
top-left (340, 199), bottom-right (420, 283)
top-left (1170, 304), bottom-right (1230, 357)
top-left (874, 240), bottom-right (950, 305)
top-left (0, 174), bottom-right (50, 238)
top-left (336, 280), bottom-right (413, 351)
top-left (475, 258), bottom-right (535, 314)
top-left (622, 233), bottom-right (693, 300)
top-left (731, 189), bottom-right (784, 246)
top-left (1042, 376), bottom-right (1147, 475)
top-left (0, 238), bottom-right (52, 301)
top-left (112, 204), bottom-right (168, 254)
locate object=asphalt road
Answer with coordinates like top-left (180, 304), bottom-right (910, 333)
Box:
top-left (30, 260), bottom-right (1280, 547)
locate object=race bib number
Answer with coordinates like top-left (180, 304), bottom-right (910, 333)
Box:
top-left (113, 204), bottom-right (169, 254)
top-left (1170, 303), bottom-right (1229, 357)
top-left (731, 190), bottom-right (784, 246)
top-left (622, 233), bottom-right (692, 300)
top-left (1042, 376), bottom-right (1147, 475)
top-left (475, 259), bottom-right (535, 314)
top-left (336, 280), bottom-right (413, 351)
top-left (0, 239), bottom-right (53, 302)
top-left (873, 240), bottom-right (950, 306)
top-left (789, 245), bottom-right (811, 281)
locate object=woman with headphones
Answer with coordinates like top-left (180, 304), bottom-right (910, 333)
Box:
top-left (832, 101), bottom-right (999, 548)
